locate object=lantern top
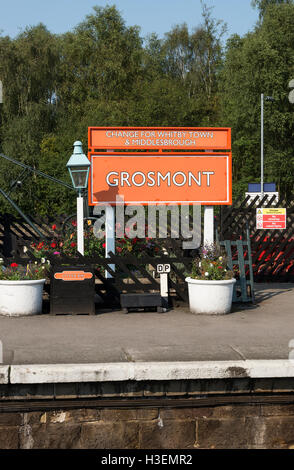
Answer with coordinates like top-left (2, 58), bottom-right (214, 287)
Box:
top-left (66, 141), bottom-right (90, 168)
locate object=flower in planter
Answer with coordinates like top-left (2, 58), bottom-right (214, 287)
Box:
top-left (191, 243), bottom-right (234, 281)
top-left (0, 261), bottom-right (49, 281)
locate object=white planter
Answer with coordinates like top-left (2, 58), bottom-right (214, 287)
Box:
top-left (185, 277), bottom-right (236, 315)
top-left (0, 279), bottom-right (45, 316)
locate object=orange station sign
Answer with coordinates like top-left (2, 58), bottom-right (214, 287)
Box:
top-left (88, 127), bottom-right (232, 206)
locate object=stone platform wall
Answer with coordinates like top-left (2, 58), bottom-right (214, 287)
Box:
top-left (2, 402), bottom-right (294, 449)
top-left (1, 377), bottom-right (294, 449)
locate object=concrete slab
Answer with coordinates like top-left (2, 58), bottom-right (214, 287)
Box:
top-left (0, 283), bottom-right (293, 365)
top-left (9, 360), bottom-right (294, 384)
top-left (0, 366), bottom-right (9, 384)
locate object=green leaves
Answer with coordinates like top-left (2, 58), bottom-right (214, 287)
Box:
top-left (0, 2), bottom-right (293, 218)
top-left (220, 2), bottom-right (294, 198)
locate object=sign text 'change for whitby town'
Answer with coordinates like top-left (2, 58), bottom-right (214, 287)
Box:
top-left (88, 126), bottom-right (231, 150)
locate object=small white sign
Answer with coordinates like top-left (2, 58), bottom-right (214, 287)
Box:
top-left (157, 264), bottom-right (171, 274)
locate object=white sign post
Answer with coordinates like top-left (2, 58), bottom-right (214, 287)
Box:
top-left (105, 205), bottom-right (115, 278)
top-left (204, 206), bottom-right (214, 246)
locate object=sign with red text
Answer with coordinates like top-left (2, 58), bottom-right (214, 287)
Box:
top-left (89, 152), bottom-right (232, 206)
top-left (256, 208), bottom-right (287, 230)
top-left (88, 127), bottom-right (231, 150)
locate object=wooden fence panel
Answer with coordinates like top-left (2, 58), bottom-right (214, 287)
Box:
top-left (219, 196), bottom-right (294, 281)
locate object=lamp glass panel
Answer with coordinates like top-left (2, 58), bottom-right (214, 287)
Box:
top-left (70, 168), bottom-right (89, 189)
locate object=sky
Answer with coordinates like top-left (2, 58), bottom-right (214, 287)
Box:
top-left (0, 0), bottom-right (259, 41)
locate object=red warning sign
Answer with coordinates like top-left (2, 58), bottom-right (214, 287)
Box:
top-left (256, 208), bottom-right (286, 230)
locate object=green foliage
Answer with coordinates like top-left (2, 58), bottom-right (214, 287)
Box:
top-left (31, 220), bottom-right (163, 259)
top-left (220, 2), bottom-right (294, 198)
top-left (0, 2), bottom-right (293, 219)
top-left (251, 0), bottom-right (293, 18)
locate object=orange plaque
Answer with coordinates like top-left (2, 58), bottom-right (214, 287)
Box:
top-left (54, 271), bottom-right (93, 281)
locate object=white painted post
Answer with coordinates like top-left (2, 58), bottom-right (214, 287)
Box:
top-left (203, 206), bottom-right (214, 246)
top-left (77, 195), bottom-right (84, 256)
top-left (105, 205), bottom-right (115, 278)
top-left (160, 273), bottom-right (169, 310)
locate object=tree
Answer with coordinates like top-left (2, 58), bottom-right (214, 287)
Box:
top-left (251, 0), bottom-right (293, 18)
top-left (220, 2), bottom-right (294, 198)
top-left (57, 6), bottom-right (142, 109)
top-left (0, 25), bottom-right (60, 214)
top-left (148, 2), bottom-right (227, 126)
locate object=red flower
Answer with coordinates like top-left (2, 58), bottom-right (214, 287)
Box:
top-left (70, 242), bottom-right (76, 248)
top-left (71, 220), bottom-right (77, 227)
top-left (116, 247), bottom-right (122, 253)
top-left (52, 224), bottom-right (57, 231)
top-left (10, 263), bottom-right (18, 268)
top-left (102, 243), bottom-right (106, 248)
top-left (50, 242), bottom-right (57, 248)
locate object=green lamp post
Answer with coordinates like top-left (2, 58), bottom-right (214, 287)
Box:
top-left (66, 141), bottom-right (90, 255)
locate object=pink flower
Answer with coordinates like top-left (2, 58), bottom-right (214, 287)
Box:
top-left (53, 251), bottom-right (60, 255)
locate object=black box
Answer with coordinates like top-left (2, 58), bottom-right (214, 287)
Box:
top-left (50, 266), bottom-right (95, 315)
top-left (120, 293), bottom-right (166, 313)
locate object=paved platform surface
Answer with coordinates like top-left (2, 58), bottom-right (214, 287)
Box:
top-left (0, 283), bottom-right (293, 365)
